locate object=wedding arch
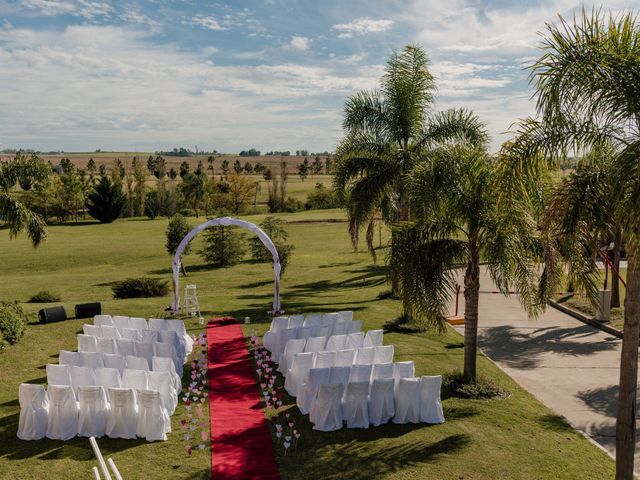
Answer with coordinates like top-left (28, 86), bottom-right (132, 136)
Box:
top-left (171, 216), bottom-right (281, 314)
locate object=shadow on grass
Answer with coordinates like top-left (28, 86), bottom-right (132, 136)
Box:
top-left (537, 414), bottom-right (576, 432)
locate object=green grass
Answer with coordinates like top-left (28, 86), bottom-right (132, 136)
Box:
top-left (0, 210), bottom-right (615, 479)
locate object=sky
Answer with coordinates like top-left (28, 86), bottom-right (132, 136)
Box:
top-left (0, 0), bottom-right (638, 153)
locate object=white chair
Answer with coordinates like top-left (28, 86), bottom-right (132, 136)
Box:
top-left (364, 329), bottom-right (383, 348)
top-left (263, 316), bottom-right (288, 352)
top-left (304, 336), bottom-right (326, 353)
top-left (70, 366), bottom-right (96, 397)
top-left (46, 364), bottom-right (71, 387)
top-left (348, 364), bottom-right (373, 384)
top-left (284, 352), bottom-right (315, 397)
top-left (295, 326), bottom-right (314, 340)
top-left (120, 328), bottom-right (141, 341)
top-left (310, 383), bottom-right (344, 431)
top-left (328, 366), bottom-right (350, 397)
top-left (269, 316), bottom-right (289, 332)
top-left (116, 338), bottom-right (136, 357)
top-left (103, 353), bottom-right (126, 374)
top-left (288, 315), bottom-right (305, 329)
top-left (122, 369), bottom-right (148, 391)
top-left (354, 347), bottom-right (375, 365)
top-left (97, 337), bottom-right (118, 355)
top-left (59, 350), bottom-right (81, 367)
top-left (148, 370), bottom-right (177, 414)
top-left (154, 341), bottom-right (179, 371)
top-left (310, 325), bottom-right (331, 339)
top-left (78, 334), bottom-right (98, 353)
top-left (126, 355), bottom-right (149, 371)
top-left (346, 332), bottom-right (364, 350)
top-left (321, 312), bottom-right (339, 327)
top-left (139, 329), bottom-right (159, 343)
top-left (158, 330), bottom-right (184, 362)
top-left (297, 367), bottom-right (330, 415)
top-left (419, 376), bottom-right (445, 424)
top-left (95, 367), bottom-right (122, 400)
top-left (46, 385), bottom-right (78, 440)
top-left (106, 388), bottom-right (138, 439)
top-left (393, 378), bottom-right (421, 424)
top-left (337, 311), bottom-right (353, 322)
top-left (137, 389), bottom-right (170, 441)
top-left (17, 384), bottom-right (49, 440)
top-left (129, 317), bottom-right (148, 330)
top-left (112, 316), bottom-right (132, 331)
top-left (166, 319), bottom-right (192, 354)
top-left (330, 322), bottom-right (349, 337)
top-left (315, 350), bottom-right (337, 369)
top-left (372, 363), bottom-right (395, 382)
top-left (374, 345), bottom-right (394, 364)
top-left (77, 385), bottom-right (108, 438)
top-left (278, 338), bottom-right (305, 374)
top-left (100, 325), bottom-right (121, 340)
top-left (336, 349), bottom-right (355, 367)
top-left (325, 334), bottom-right (347, 352)
top-left (135, 341), bottom-right (155, 365)
top-left (369, 378), bottom-right (395, 426)
top-left (303, 314), bottom-right (322, 327)
top-left (347, 320), bottom-right (362, 334)
top-left (83, 324), bottom-right (102, 337)
top-left (94, 315), bottom-right (113, 327)
top-left (153, 356), bottom-right (181, 393)
top-left (79, 351), bottom-right (104, 369)
top-left (343, 381), bottom-right (369, 429)
top-left (393, 361), bottom-right (415, 393)
top-left (273, 328), bottom-right (297, 361)
top-left (148, 318), bottom-right (168, 331)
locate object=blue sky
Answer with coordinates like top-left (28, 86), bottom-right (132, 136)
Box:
top-left (0, 0), bottom-right (637, 153)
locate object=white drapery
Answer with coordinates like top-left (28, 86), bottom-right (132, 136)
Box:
top-left (170, 216), bottom-right (282, 314)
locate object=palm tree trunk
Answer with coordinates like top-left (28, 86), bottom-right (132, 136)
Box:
top-left (611, 229), bottom-right (622, 308)
top-left (463, 243), bottom-right (480, 382)
top-left (616, 251), bottom-right (640, 480)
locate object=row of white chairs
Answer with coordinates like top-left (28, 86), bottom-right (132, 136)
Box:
top-left (17, 383), bottom-right (171, 441)
top-left (46, 363), bottom-right (179, 413)
top-left (284, 345), bottom-right (394, 396)
top-left (267, 311), bottom-right (354, 332)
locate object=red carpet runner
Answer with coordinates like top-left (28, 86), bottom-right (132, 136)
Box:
top-left (207, 317), bottom-right (281, 480)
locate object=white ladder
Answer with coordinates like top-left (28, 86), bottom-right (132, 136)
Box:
top-left (183, 284), bottom-right (202, 322)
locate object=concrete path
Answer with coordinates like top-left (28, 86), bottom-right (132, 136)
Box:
top-left (451, 267), bottom-right (634, 471)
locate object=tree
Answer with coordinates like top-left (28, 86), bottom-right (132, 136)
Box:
top-left (168, 167), bottom-right (178, 180)
top-left (262, 168), bottom-right (272, 180)
top-left (312, 156), bottom-right (323, 176)
top-left (86, 175), bottom-right (126, 223)
top-left (268, 162), bottom-right (288, 213)
top-left (505, 10), bottom-right (640, 479)
top-left (253, 162), bottom-right (265, 174)
top-left (324, 156), bottom-right (333, 174)
top-left (112, 158), bottom-right (125, 180)
top-left (207, 155), bottom-right (215, 175)
top-left (196, 160), bottom-right (204, 175)
top-left (233, 159), bottom-right (242, 174)
top-left (166, 214), bottom-right (191, 275)
top-left (180, 172), bottom-right (207, 216)
top-left (147, 155), bottom-right (166, 179)
top-left (199, 226), bottom-right (246, 266)
top-left (58, 162), bottom-right (85, 221)
top-left (179, 161), bottom-right (190, 179)
top-left (248, 216), bottom-right (294, 274)
top-left (243, 161), bottom-right (253, 174)
top-left (227, 173), bottom-right (257, 214)
top-left (297, 158), bottom-right (309, 181)
top-left (133, 158), bottom-right (147, 216)
top-left (221, 159), bottom-right (229, 176)
top-left (87, 158), bottom-right (96, 178)
top-left (144, 190), bottom-right (160, 219)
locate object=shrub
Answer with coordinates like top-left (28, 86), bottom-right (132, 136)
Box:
top-left (179, 208), bottom-right (196, 217)
top-left (0, 301), bottom-right (28, 350)
top-left (86, 175), bottom-right (127, 223)
top-left (28, 291), bottom-right (61, 303)
top-left (283, 196), bottom-right (304, 212)
top-left (112, 278), bottom-right (169, 299)
top-left (442, 371), bottom-right (509, 400)
top-left (199, 225), bottom-right (246, 267)
top-left (249, 217), bottom-right (295, 275)
top-left (144, 190), bottom-right (160, 219)
top-left (166, 214), bottom-right (192, 256)
top-left (305, 183), bottom-right (341, 210)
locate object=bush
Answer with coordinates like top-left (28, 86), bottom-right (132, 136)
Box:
top-left (179, 208), bottom-right (196, 217)
top-left (305, 183), bottom-right (341, 210)
top-left (199, 226), bottom-right (246, 267)
top-left (249, 217), bottom-right (295, 276)
top-left (0, 301), bottom-right (28, 351)
top-left (28, 291), bottom-right (61, 303)
top-left (283, 196), bottom-right (304, 212)
top-left (112, 278), bottom-right (169, 299)
top-left (166, 214), bottom-right (192, 256)
top-left (442, 371), bottom-right (509, 400)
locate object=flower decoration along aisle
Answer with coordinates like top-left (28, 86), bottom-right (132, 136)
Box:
top-left (180, 332), bottom-right (209, 455)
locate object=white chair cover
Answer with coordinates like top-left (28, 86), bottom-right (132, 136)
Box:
top-left (364, 329), bottom-right (383, 348)
top-left (129, 317), bottom-right (148, 330)
top-left (97, 337), bottom-right (117, 355)
top-left (297, 367), bottom-right (330, 415)
top-left (369, 378), bottom-right (395, 426)
top-left (59, 350), bottom-right (81, 367)
top-left (273, 328), bottom-right (297, 361)
top-left (343, 381), bottom-right (369, 429)
top-left (310, 383), bottom-right (343, 431)
top-left (95, 367), bottom-right (122, 399)
top-left (372, 363), bottom-right (395, 381)
top-left (46, 385), bottom-right (78, 440)
top-left (123, 369), bottom-right (148, 392)
top-left (135, 341), bottom-right (154, 365)
top-left (393, 361), bottom-right (415, 393)
top-left (278, 338), bottom-right (305, 374)
top-left (328, 366), bottom-right (350, 396)
top-left (106, 388), bottom-right (138, 439)
top-left (346, 332), bottom-right (364, 349)
top-left (347, 320), bottom-right (362, 334)
top-left (295, 326), bottom-right (313, 340)
top-left (70, 366), bottom-right (97, 397)
top-left (337, 311), bottom-right (353, 322)
top-left (148, 370), bottom-right (177, 414)
top-left (77, 334), bottom-right (98, 353)
top-left (79, 351), bottom-right (104, 369)
top-left (116, 339), bottom-right (136, 357)
top-left (94, 315), bottom-right (113, 327)
top-left (152, 356), bottom-right (181, 393)
top-left (374, 345), bottom-right (394, 364)
top-left (100, 325), bottom-right (121, 340)
top-left (148, 318), bottom-right (168, 331)
top-left (121, 328), bottom-right (141, 341)
top-left (288, 315), bottom-right (305, 329)
top-left (126, 355), bottom-right (149, 371)
top-left (284, 352), bottom-right (315, 397)
top-left (310, 325), bottom-right (331, 339)
top-left (158, 330), bottom-right (184, 362)
top-left (303, 314), bottom-right (322, 327)
top-left (330, 322), bottom-right (349, 337)
top-left (154, 341), bottom-right (179, 371)
top-left (393, 378), bottom-right (420, 424)
top-left (139, 329), bottom-right (159, 343)
top-left (419, 376), bottom-right (445, 424)
top-left (77, 386), bottom-right (108, 438)
top-left (83, 324), bottom-right (102, 337)
top-left (304, 336), bottom-right (326, 353)
top-left (354, 347), bottom-right (375, 365)
top-left (17, 384), bottom-right (49, 440)
top-left (315, 350), bottom-right (337, 369)
top-left (264, 317), bottom-right (289, 352)
top-left (269, 316), bottom-right (289, 332)
top-left (166, 319), bottom-right (193, 354)
top-left (325, 334), bottom-right (347, 352)
top-left (46, 364), bottom-right (71, 386)
top-left (112, 316), bottom-right (132, 331)
top-left (103, 353), bottom-right (126, 374)
top-left (137, 389), bottom-right (170, 441)
top-left (348, 364), bottom-right (372, 383)
top-left (321, 312), bottom-right (339, 326)
top-left (336, 349), bottom-right (355, 367)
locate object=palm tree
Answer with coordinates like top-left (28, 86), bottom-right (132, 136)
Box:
top-left (394, 141), bottom-right (544, 381)
top-left (0, 155), bottom-right (48, 246)
top-left (505, 10), bottom-right (640, 479)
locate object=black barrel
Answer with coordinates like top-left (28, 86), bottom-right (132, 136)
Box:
top-left (38, 306), bottom-right (67, 324)
top-left (74, 302), bottom-right (101, 319)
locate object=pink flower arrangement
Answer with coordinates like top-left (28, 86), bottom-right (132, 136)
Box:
top-left (181, 331), bottom-right (209, 455)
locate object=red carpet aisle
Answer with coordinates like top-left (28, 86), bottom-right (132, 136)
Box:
top-left (207, 317), bottom-right (281, 480)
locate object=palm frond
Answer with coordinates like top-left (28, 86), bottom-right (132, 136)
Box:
top-left (417, 108), bottom-right (489, 149)
top-left (0, 191), bottom-right (47, 246)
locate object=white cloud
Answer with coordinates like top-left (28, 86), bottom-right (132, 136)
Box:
top-left (285, 36), bottom-right (310, 51)
top-left (191, 14), bottom-right (228, 31)
top-left (332, 17), bottom-right (394, 38)
top-left (120, 9), bottom-right (160, 29)
top-left (22, 0), bottom-right (76, 16)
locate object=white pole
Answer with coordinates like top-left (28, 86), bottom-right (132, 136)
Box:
top-left (107, 458), bottom-right (124, 480)
top-left (89, 437), bottom-right (113, 480)
top-left (92, 466), bottom-right (101, 480)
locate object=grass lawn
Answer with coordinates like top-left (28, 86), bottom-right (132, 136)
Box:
top-left (0, 209), bottom-right (615, 479)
